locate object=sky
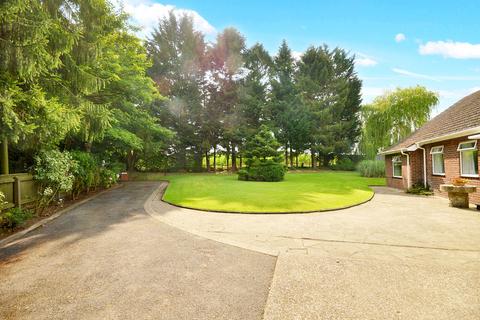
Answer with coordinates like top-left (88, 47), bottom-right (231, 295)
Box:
top-left (118, 0), bottom-right (480, 116)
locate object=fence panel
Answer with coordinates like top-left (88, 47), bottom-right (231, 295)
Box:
top-left (0, 173), bottom-right (38, 210)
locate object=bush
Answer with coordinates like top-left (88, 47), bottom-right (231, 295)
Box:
top-left (34, 150), bottom-right (77, 213)
top-left (99, 168), bottom-right (118, 188)
top-left (71, 151), bottom-right (98, 196)
top-left (357, 160), bottom-right (385, 177)
top-left (0, 207), bottom-right (33, 230)
top-left (330, 158), bottom-right (356, 171)
top-left (238, 159), bottom-right (285, 182)
top-left (407, 183), bottom-right (433, 196)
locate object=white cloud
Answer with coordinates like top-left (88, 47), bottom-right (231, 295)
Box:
top-left (391, 68), bottom-right (480, 82)
top-left (117, 0), bottom-right (216, 38)
top-left (395, 33), bottom-right (406, 42)
top-left (292, 51), bottom-right (303, 61)
top-left (419, 40), bottom-right (480, 59)
top-left (355, 53), bottom-right (377, 67)
top-left (392, 68), bottom-right (439, 81)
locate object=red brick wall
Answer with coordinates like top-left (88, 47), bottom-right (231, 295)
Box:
top-left (424, 136), bottom-right (480, 204)
top-left (385, 154), bottom-right (408, 189)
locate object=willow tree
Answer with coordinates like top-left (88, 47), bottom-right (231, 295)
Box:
top-left (359, 86), bottom-right (439, 159)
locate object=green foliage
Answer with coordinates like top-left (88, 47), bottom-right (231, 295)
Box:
top-left (99, 168), bottom-right (118, 189)
top-left (33, 150), bottom-right (76, 212)
top-left (357, 160), bottom-right (385, 178)
top-left (240, 126), bottom-right (285, 181)
top-left (329, 158), bottom-right (356, 171)
top-left (244, 125), bottom-right (281, 161)
top-left (71, 151), bottom-right (98, 196)
top-left (238, 159), bottom-right (285, 182)
top-left (359, 86), bottom-right (439, 159)
top-left (0, 207), bottom-right (33, 230)
top-left (407, 183), bottom-right (433, 196)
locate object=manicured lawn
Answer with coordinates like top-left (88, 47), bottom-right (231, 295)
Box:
top-left (135, 171), bottom-right (385, 213)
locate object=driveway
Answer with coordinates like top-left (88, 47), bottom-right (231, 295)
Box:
top-left (147, 183), bottom-right (480, 319)
top-left (0, 182), bottom-right (276, 320)
top-left (1, 182), bottom-right (479, 319)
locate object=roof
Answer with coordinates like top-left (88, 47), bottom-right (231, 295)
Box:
top-left (381, 90), bottom-right (480, 154)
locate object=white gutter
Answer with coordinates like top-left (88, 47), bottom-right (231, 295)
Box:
top-left (468, 134), bottom-right (480, 139)
top-left (400, 149), bottom-right (411, 189)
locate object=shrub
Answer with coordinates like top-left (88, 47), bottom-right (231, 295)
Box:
top-left (0, 207), bottom-right (33, 230)
top-left (407, 183), bottom-right (433, 196)
top-left (357, 160), bottom-right (385, 177)
top-left (99, 168), bottom-right (118, 188)
top-left (330, 158), bottom-right (356, 171)
top-left (238, 159), bottom-right (285, 182)
top-left (71, 151), bottom-right (98, 196)
top-left (34, 150), bottom-right (77, 213)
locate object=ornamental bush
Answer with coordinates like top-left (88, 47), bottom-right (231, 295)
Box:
top-left (33, 150), bottom-right (77, 213)
top-left (238, 126), bottom-right (285, 182)
top-left (238, 159), bottom-right (285, 182)
top-left (357, 160), bottom-right (385, 177)
top-left (330, 158), bottom-right (356, 171)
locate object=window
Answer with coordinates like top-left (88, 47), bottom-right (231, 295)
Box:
top-left (392, 155), bottom-right (402, 178)
top-left (430, 146), bottom-right (445, 175)
top-left (458, 141), bottom-right (478, 177)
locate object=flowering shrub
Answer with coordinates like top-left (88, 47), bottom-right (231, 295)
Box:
top-left (33, 150), bottom-right (77, 213)
top-left (0, 191), bottom-right (7, 208)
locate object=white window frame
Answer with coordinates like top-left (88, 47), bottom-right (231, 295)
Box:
top-left (458, 140), bottom-right (479, 177)
top-left (430, 145), bottom-right (445, 176)
top-left (392, 155), bottom-right (402, 178)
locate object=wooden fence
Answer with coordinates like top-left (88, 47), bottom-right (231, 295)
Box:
top-left (0, 173), bottom-right (38, 210)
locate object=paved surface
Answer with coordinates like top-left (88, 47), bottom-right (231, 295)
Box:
top-left (147, 183), bottom-right (480, 319)
top-left (0, 182), bottom-right (276, 320)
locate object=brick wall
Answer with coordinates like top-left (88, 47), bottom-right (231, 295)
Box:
top-left (424, 136), bottom-right (480, 204)
top-left (385, 154), bottom-right (408, 189)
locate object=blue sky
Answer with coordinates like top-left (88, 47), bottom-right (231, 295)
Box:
top-left (121, 0), bottom-right (480, 115)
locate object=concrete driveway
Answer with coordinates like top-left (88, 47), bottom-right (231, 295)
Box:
top-left (0, 182), bottom-right (276, 320)
top-left (1, 181), bottom-right (479, 319)
top-left (147, 183), bottom-right (480, 319)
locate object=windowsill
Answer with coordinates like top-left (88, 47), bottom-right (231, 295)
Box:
top-left (392, 176), bottom-right (403, 179)
top-left (461, 174), bottom-right (479, 178)
top-left (432, 173), bottom-right (445, 176)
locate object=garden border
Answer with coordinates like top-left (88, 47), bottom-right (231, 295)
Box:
top-left (0, 183), bottom-right (124, 248)
top-left (158, 180), bottom-right (385, 214)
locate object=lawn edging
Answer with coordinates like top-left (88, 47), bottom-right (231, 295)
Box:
top-left (158, 180), bottom-right (381, 214)
top-left (0, 183), bottom-right (124, 248)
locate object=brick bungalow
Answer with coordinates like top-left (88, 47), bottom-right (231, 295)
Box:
top-left (380, 90), bottom-right (480, 204)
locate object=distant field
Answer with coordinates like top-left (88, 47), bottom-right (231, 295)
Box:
top-left (133, 171), bottom-right (385, 213)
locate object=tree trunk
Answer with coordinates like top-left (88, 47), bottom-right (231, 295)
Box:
top-left (84, 142), bottom-right (92, 153)
top-left (1, 137), bottom-right (9, 175)
top-left (289, 146), bottom-right (294, 169)
top-left (226, 147), bottom-right (230, 171)
top-left (232, 144), bottom-right (237, 171)
top-left (311, 149), bottom-right (317, 169)
top-left (239, 156), bottom-right (242, 169)
top-left (296, 154), bottom-right (299, 168)
top-left (284, 145), bottom-right (288, 166)
top-left (205, 150), bottom-right (210, 172)
top-left (213, 147), bottom-right (217, 172)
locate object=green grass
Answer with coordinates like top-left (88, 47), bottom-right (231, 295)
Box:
top-left (134, 171), bottom-right (385, 213)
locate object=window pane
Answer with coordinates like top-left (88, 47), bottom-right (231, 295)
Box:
top-left (461, 150), bottom-right (478, 175)
top-left (433, 153), bottom-right (444, 174)
top-left (393, 163), bottom-right (402, 177)
top-left (459, 141), bottom-right (476, 150)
